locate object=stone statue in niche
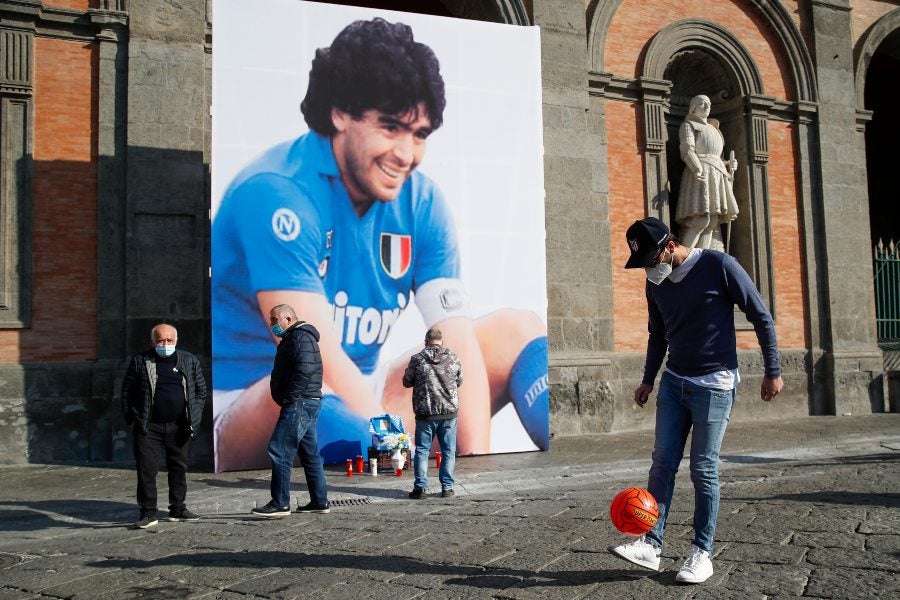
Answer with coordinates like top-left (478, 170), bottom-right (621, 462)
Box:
top-left (675, 94), bottom-right (739, 250)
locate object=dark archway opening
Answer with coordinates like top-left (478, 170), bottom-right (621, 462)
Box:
top-left (865, 27), bottom-right (900, 351)
top-left (865, 28), bottom-right (900, 247)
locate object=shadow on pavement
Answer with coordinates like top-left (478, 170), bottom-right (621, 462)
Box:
top-left (720, 455), bottom-right (791, 464)
top-left (796, 453), bottom-right (900, 467)
top-left (195, 477), bottom-right (411, 500)
top-left (194, 476), bottom-right (269, 490)
top-left (324, 484), bottom-right (412, 500)
top-left (0, 500), bottom-right (134, 531)
top-left (738, 491), bottom-right (900, 508)
top-left (87, 551), bottom-right (656, 587)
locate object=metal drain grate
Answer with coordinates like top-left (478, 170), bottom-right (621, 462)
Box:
top-left (328, 497), bottom-right (371, 507)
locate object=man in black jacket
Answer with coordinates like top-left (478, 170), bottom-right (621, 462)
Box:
top-left (252, 304), bottom-right (330, 517)
top-left (121, 324), bottom-right (207, 529)
top-left (403, 328), bottom-right (462, 499)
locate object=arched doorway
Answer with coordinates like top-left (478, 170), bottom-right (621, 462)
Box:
top-left (864, 28), bottom-right (900, 250)
top-left (860, 10), bottom-right (900, 409)
top-left (865, 26), bottom-right (900, 380)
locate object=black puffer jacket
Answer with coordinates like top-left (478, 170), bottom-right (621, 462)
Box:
top-left (121, 349), bottom-right (207, 435)
top-left (270, 322), bottom-right (323, 406)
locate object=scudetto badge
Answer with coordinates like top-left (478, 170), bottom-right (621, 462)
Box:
top-left (379, 233), bottom-right (412, 279)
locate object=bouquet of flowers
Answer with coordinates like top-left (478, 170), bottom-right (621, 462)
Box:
top-left (380, 432), bottom-right (410, 450)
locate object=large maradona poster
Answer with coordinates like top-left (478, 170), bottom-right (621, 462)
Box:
top-left (212, 0), bottom-right (547, 471)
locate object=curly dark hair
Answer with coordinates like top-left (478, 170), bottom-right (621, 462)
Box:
top-left (301, 18), bottom-right (446, 135)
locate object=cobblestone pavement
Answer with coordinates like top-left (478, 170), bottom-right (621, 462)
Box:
top-left (1, 414), bottom-right (898, 599)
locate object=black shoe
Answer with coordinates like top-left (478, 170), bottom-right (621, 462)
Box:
top-left (296, 501), bottom-right (331, 514)
top-left (167, 508), bottom-right (200, 522)
top-left (409, 487), bottom-right (426, 499)
top-left (252, 500), bottom-right (291, 517)
top-left (134, 513), bottom-right (158, 529)
top-left (441, 488), bottom-right (455, 498)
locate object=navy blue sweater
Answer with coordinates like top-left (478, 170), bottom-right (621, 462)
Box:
top-left (643, 250), bottom-right (781, 386)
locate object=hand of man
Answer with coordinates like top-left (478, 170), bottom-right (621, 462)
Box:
top-left (633, 384), bottom-right (653, 407)
top-left (760, 376), bottom-right (783, 402)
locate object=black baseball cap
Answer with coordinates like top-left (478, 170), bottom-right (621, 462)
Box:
top-left (624, 217), bottom-right (670, 268)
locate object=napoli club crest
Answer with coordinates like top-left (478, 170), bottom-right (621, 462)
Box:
top-left (380, 233), bottom-right (412, 279)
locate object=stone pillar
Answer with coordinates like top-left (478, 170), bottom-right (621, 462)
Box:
top-left (89, 3), bottom-right (129, 461)
top-left (0, 24), bottom-right (34, 462)
top-left (0, 26), bottom-right (34, 329)
top-left (794, 100), bottom-right (831, 414)
top-left (639, 78), bottom-right (672, 224)
top-left (809, 0), bottom-right (884, 414)
top-left (119, 0), bottom-right (211, 461)
top-left (535, 0), bottom-right (614, 435)
top-left (124, 0), bottom-right (209, 354)
top-left (744, 94), bottom-right (775, 310)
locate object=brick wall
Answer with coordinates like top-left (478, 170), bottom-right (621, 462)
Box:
top-left (605, 100), bottom-right (650, 352)
top-left (766, 120), bottom-right (807, 350)
top-left (0, 37), bottom-right (98, 364)
top-left (850, 0), bottom-right (899, 43)
top-left (46, 0), bottom-right (91, 10)
top-left (605, 0), bottom-right (792, 101)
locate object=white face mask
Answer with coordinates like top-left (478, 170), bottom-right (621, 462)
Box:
top-left (644, 250), bottom-right (672, 285)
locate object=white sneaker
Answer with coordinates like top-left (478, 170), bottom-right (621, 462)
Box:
top-left (607, 536), bottom-right (661, 571)
top-left (675, 544), bottom-right (713, 583)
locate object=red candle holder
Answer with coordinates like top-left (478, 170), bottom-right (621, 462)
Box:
top-left (394, 468), bottom-right (402, 477)
top-left (355, 454), bottom-right (364, 473)
top-left (346, 459), bottom-right (353, 477)
top-left (435, 451), bottom-right (442, 469)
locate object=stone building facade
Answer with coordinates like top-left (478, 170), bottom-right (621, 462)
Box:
top-left (1, 0), bottom-right (896, 465)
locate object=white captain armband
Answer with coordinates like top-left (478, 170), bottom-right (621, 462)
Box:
top-left (414, 278), bottom-right (470, 326)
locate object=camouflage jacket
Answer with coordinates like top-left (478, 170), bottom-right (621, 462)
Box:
top-left (402, 345), bottom-right (462, 419)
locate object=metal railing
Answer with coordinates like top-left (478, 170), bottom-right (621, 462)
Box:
top-left (874, 238), bottom-right (900, 350)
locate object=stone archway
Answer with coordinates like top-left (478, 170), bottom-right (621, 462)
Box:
top-left (857, 9), bottom-right (900, 249)
top-left (588, 0), bottom-right (815, 101)
top-left (637, 19), bottom-right (775, 309)
top-left (859, 10), bottom-right (900, 377)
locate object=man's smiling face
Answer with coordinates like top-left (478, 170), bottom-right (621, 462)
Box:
top-left (331, 103), bottom-right (433, 208)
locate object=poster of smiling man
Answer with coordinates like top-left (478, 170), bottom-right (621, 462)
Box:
top-left (211, 0), bottom-right (547, 472)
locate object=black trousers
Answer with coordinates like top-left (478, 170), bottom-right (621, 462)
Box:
top-left (133, 421), bottom-right (191, 514)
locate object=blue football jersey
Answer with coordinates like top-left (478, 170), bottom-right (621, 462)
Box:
top-left (212, 131), bottom-right (461, 390)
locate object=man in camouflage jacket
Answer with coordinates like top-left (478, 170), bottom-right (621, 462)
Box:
top-left (403, 328), bottom-right (462, 499)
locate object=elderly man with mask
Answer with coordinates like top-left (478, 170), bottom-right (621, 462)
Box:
top-left (122, 324), bottom-right (207, 529)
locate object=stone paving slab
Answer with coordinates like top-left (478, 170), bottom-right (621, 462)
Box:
top-left (0, 414), bottom-right (898, 599)
top-left (804, 566), bottom-right (900, 599)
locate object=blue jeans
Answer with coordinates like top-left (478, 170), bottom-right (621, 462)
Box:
top-left (267, 399), bottom-right (328, 508)
top-left (645, 371), bottom-right (735, 553)
top-left (414, 417), bottom-right (457, 490)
